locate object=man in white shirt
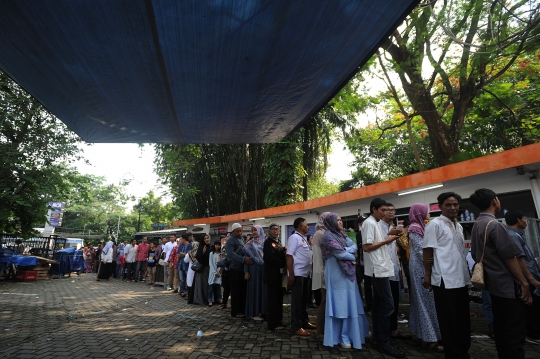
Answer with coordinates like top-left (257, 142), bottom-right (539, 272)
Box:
top-left (379, 203), bottom-right (410, 340)
top-left (423, 192), bottom-right (471, 359)
top-left (363, 198), bottom-right (404, 358)
top-left (123, 239), bottom-right (138, 282)
top-left (162, 235), bottom-right (176, 290)
top-left (286, 217), bottom-right (316, 337)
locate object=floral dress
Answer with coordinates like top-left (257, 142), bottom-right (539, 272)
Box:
top-left (408, 232), bottom-right (441, 342)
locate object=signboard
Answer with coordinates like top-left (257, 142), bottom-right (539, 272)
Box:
top-left (49, 211), bottom-right (61, 226)
top-left (48, 201), bottom-right (64, 227)
top-left (151, 223), bottom-right (169, 230)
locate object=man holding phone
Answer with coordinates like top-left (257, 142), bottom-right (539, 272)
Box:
top-left (363, 198), bottom-right (405, 358)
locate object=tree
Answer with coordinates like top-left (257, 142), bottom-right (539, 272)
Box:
top-left (264, 135), bottom-right (305, 208)
top-left (0, 70), bottom-right (83, 235)
top-left (134, 191), bottom-right (181, 231)
top-left (154, 143), bottom-right (268, 218)
top-left (60, 174), bottom-right (134, 240)
top-left (153, 77), bottom-right (365, 218)
top-left (364, 0), bottom-right (540, 166)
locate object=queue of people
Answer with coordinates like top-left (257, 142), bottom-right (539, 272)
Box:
top-left (79, 188), bottom-right (540, 358)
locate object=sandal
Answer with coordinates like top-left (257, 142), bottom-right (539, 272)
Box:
top-left (218, 304), bottom-right (227, 310)
top-left (208, 302), bottom-right (213, 307)
top-left (422, 341), bottom-right (444, 353)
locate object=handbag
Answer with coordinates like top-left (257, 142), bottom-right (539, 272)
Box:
top-left (158, 259), bottom-right (165, 266)
top-left (471, 220), bottom-right (495, 289)
top-left (191, 260), bottom-right (203, 272)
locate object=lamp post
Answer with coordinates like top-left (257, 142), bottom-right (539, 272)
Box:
top-left (137, 201), bottom-right (143, 232)
top-left (116, 216), bottom-right (121, 241)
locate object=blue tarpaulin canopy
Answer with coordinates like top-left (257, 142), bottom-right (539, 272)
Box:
top-left (0, 248), bottom-right (39, 269)
top-left (0, 0), bottom-right (419, 143)
top-left (50, 247), bottom-right (86, 275)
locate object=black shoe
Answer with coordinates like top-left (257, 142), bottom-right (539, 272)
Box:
top-left (376, 341), bottom-right (406, 358)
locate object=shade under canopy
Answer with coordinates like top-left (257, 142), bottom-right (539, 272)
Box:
top-left (0, 0), bottom-right (419, 143)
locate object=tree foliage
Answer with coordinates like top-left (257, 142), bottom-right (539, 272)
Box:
top-left (134, 191), bottom-right (182, 229)
top-left (345, 0), bottom-right (540, 173)
top-left (60, 175), bottom-right (179, 243)
top-left (0, 70), bottom-right (84, 235)
top-left (154, 143), bottom-right (267, 218)
top-left (153, 92), bottom-right (361, 218)
top-left (60, 174), bottom-right (132, 238)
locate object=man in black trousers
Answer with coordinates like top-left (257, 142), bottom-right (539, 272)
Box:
top-left (470, 189), bottom-right (533, 358)
top-left (263, 223), bottom-right (287, 331)
top-left (225, 223), bottom-right (253, 318)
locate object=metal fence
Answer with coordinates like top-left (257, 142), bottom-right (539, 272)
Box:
top-left (0, 234), bottom-right (67, 258)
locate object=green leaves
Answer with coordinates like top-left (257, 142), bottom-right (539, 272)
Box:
top-left (0, 71), bottom-right (83, 235)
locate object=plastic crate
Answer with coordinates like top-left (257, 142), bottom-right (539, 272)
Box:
top-left (15, 270), bottom-right (37, 282)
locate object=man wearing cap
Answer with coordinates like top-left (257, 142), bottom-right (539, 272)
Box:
top-left (286, 217), bottom-right (316, 337)
top-left (225, 223), bottom-right (253, 318)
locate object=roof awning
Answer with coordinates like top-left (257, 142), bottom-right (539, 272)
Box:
top-left (0, 0), bottom-right (419, 143)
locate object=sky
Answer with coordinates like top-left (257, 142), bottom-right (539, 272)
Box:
top-left (74, 141), bottom-right (356, 205)
top-left (75, 143), bottom-right (169, 206)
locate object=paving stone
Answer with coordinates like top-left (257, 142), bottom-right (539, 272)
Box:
top-left (1, 274), bottom-right (539, 358)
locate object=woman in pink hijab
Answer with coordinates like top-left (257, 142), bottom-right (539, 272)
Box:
top-left (408, 203), bottom-right (443, 352)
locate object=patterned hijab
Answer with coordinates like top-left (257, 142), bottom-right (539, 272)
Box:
top-left (244, 225), bottom-right (265, 265)
top-left (408, 203), bottom-right (429, 237)
top-left (315, 212), bottom-right (331, 231)
top-left (321, 213), bottom-right (356, 282)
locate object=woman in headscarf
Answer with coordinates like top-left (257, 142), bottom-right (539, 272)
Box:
top-left (83, 246), bottom-right (93, 273)
top-left (312, 212), bottom-right (331, 342)
top-left (407, 203), bottom-right (443, 352)
top-left (153, 237), bottom-right (166, 287)
top-left (97, 240), bottom-right (114, 281)
top-left (185, 244), bottom-right (195, 304)
top-left (321, 213), bottom-right (369, 349)
top-left (192, 234), bottom-right (211, 305)
top-left (244, 225), bottom-right (268, 322)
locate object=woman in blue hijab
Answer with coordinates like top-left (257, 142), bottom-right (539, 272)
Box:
top-left (244, 225), bottom-right (268, 322)
top-left (321, 213), bottom-right (369, 349)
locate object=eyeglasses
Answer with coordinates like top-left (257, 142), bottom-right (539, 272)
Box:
top-left (387, 210), bottom-right (396, 213)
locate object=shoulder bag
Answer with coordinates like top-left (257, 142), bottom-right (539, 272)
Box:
top-left (191, 260), bottom-right (203, 272)
top-left (471, 220), bottom-right (495, 289)
top-left (217, 238), bottom-right (243, 268)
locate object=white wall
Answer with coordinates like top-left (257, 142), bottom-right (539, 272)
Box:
top-left (223, 166), bottom-right (538, 242)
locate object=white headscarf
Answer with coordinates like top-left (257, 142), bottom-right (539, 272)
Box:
top-left (102, 241), bottom-right (114, 255)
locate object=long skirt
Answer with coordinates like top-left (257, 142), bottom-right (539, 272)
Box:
top-left (408, 232), bottom-right (441, 342)
top-left (154, 264), bottom-right (165, 286)
top-left (324, 256), bottom-right (369, 349)
top-left (193, 266), bottom-right (210, 305)
top-left (245, 263), bottom-right (267, 317)
top-left (85, 259), bottom-right (93, 273)
top-left (97, 262), bottom-right (112, 280)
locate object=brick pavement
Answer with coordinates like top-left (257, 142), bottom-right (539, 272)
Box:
top-left (1, 274), bottom-right (539, 359)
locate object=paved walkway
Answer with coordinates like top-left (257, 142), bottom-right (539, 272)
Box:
top-left (1, 274), bottom-right (539, 359)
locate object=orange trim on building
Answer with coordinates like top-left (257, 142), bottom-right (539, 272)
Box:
top-left (173, 143), bottom-right (540, 226)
